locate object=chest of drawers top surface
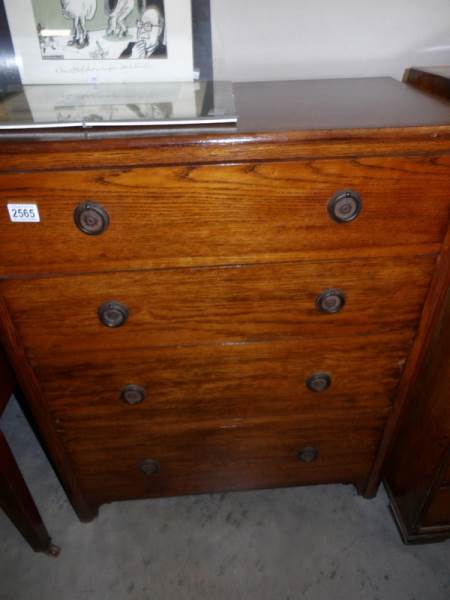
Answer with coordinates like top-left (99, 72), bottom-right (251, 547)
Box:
top-left (1, 77), bottom-right (450, 171)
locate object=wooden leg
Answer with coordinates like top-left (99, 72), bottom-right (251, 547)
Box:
top-left (0, 430), bottom-right (60, 556)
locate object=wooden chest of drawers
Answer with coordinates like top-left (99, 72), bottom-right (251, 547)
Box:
top-left (1, 77), bottom-right (450, 521)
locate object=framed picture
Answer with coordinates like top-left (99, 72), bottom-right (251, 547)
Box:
top-left (0, 0), bottom-right (212, 85)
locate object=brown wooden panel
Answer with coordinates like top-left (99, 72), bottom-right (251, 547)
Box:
top-left (1, 255), bottom-right (436, 355)
top-left (384, 282), bottom-right (450, 532)
top-left (0, 156), bottom-right (449, 276)
top-left (404, 67), bottom-right (450, 102)
top-left (0, 295), bottom-right (98, 522)
top-left (34, 332), bottom-right (408, 425)
top-left (62, 413), bottom-right (385, 505)
top-left (423, 487), bottom-right (450, 527)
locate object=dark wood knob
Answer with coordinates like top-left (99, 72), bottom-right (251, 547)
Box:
top-left (298, 447), bottom-right (319, 463)
top-left (316, 289), bottom-right (346, 314)
top-left (306, 373), bottom-right (331, 393)
top-left (120, 384), bottom-right (146, 405)
top-left (74, 202), bottom-right (110, 235)
top-left (98, 301), bottom-right (128, 328)
top-left (328, 190), bottom-right (361, 223)
top-left (140, 459), bottom-right (160, 476)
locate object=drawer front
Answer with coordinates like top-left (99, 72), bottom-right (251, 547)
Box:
top-left (1, 156), bottom-right (449, 276)
top-left (61, 414), bottom-right (385, 503)
top-left (423, 487), bottom-right (450, 527)
top-left (1, 255), bottom-right (435, 353)
top-left (35, 332), bottom-right (408, 424)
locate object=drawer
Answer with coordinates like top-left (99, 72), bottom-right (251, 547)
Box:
top-left (37, 332), bottom-right (407, 424)
top-left (423, 487), bottom-right (450, 527)
top-left (1, 255), bottom-right (436, 354)
top-left (61, 414), bottom-right (386, 504)
top-left (1, 156), bottom-right (449, 276)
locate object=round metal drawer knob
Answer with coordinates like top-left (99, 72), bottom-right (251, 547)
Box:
top-left (316, 289), bottom-right (346, 314)
top-left (306, 372), bottom-right (332, 393)
top-left (120, 384), bottom-right (146, 406)
top-left (298, 447), bottom-right (319, 463)
top-left (98, 301), bottom-right (128, 328)
top-left (140, 459), bottom-right (160, 476)
top-left (328, 190), bottom-right (362, 223)
top-left (74, 202), bottom-right (110, 235)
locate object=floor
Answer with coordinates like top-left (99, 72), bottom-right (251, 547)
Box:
top-left (1, 397), bottom-right (449, 600)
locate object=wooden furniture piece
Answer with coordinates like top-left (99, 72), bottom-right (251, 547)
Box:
top-left (382, 66), bottom-right (450, 544)
top-left (384, 286), bottom-right (450, 543)
top-left (0, 77), bottom-right (450, 522)
top-left (0, 347), bottom-right (59, 555)
top-left (403, 66), bottom-right (450, 102)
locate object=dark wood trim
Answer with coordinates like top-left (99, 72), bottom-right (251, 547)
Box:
top-left (385, 481), bottom-right (450, 544)
top-left (3, 126), bottom-right (450, 173)
top-left (364, 223), bottom-right (450, 497)
top-left (416, 445), bottom-right (450, 531)
top-left (404, 67), bottom-right (450, 103)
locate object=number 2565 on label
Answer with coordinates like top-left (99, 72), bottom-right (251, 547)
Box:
top-left (7, 204), bottom-right (40, 223)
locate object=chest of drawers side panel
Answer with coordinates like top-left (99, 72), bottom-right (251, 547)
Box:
top-left (0, 295), bottom-right (98, 522)
top-left (384, 273), bottom-right (450, 541)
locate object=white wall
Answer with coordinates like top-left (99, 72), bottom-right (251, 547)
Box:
top-left (211, 0), bottom-right (450, 81)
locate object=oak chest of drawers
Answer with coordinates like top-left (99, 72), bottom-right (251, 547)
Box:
top-left (1, 77), bottom-right (450, 521)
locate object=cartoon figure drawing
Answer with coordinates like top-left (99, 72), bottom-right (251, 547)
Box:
top-left (35, 0), bottom-right (167, 60)
top-left (105, 0), bottom-right (135, 38)
top-left (120, 5), bottom-right (166, 58)
top-left (60, 0), bottom-right (97, 49)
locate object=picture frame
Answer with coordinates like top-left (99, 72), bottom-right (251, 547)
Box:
top-left (0, 0), bottom-right (20, 91)
top-left (0, 0), bottom-right (212, 86)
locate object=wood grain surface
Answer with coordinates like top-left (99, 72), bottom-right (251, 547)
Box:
top-left (0, 156), bottom-right (449, 276)
top-left (383, 279), bottom-right (450, 539)
top-left (1, 255), bottom-right (436, 353)
top-left (0, 296), bottom-right (98, 521)
top-left (32, 332), bottom-right (411, 425)
top-left (62, 412), bottom-right (386, 505)
top-left (404, 67), bottom-right (450, 102)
